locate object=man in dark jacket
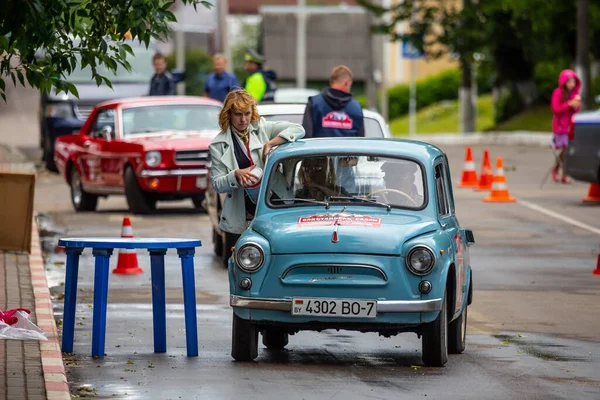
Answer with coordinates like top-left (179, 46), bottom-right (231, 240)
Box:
top-left (149, 53), bottom-right (176, 96)
top-left (302, 65), bottom-right (364, 138)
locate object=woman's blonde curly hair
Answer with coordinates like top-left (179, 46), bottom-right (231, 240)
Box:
top-left (218, 89), bottom-right (261, 132)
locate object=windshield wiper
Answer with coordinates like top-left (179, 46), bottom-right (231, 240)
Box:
top-left (272, 198), bottom-right (330, 208)
top-left (329, 195), bottom-right (391, 211)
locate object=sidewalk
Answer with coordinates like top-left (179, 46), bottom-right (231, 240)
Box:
top-left (0, 146), bottom-right (70, 399)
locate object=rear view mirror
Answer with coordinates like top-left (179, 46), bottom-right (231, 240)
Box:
top-left (464, 229), bottom-right (475, 246)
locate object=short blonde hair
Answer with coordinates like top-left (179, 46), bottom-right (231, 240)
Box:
top-left (213, 53), bottom-right (227, 63)
top-left (330, 65), bottom-right (353, 84)
top-left (218, 89), bottom-right (261, 132)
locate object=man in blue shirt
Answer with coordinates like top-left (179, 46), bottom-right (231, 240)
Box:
top-left (204, 54), bottom-right (240, 103)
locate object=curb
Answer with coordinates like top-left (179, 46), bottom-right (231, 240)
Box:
top-left (30, 216), bottom-right (71, 400)
top-left (397, 132), bottom-right (553, 147)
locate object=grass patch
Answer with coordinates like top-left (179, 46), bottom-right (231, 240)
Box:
top-left (390, 94), bottom-right (494, 136)
top-left (491, 105), bottom-right (553, 132)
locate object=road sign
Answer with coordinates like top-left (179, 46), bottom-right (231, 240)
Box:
top-left (401, 41), bottom-right (424, 59)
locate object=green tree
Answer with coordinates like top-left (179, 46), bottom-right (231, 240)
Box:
top-left (358, 0), bottom-right (488, 132)
top-left (0, 0), bottom-right (212, 102)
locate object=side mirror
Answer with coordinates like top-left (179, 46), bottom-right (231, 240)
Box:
top-left (464, 229), bottom-right (475, 246)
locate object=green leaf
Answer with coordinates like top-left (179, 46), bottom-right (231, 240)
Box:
top-left (501, 341), bottom-right (509, 345)
top-left (10, 72), bottom-right (16, 87)
top-left (67, 82), bottom-right (79, 98)
top-left (1, 91), bottom-right (6, 103)
top-left (0, 79), bottom-right (5, 91)
top-left (17, 70), bottom-right (25, 86)
top-left (102, 76), bottom-right (113, 89)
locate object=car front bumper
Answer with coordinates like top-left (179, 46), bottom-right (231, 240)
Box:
top-left (230, 295), bottom-right (442, 313)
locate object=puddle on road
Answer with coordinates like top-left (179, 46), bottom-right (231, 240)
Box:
top-left (493, 334), bottom-right (591, 363)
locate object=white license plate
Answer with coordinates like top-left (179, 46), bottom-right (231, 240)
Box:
top-left (196, 176), bottom-right (207, 188)
top-left (291, 298), bottom-right (377, 318)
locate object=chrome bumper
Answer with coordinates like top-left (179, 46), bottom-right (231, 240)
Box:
top-left (140, 168), bottom-right (208, 177)
top-left (230, 295), bottom-right (442, 313)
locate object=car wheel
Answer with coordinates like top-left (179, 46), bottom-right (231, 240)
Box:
top-left (222, 232), bottom-right (237, 268)
top-left (448, 304), bottom-right (467, 354)
top-left (70, 167), bottom-right (98, 212)
top-left (231, 312), bottom-right (258, 361)
top-left (213, 228), bottom-right (223, 257)
top-left (124, 167), bottom-right (156, 214)
top-left (43, 135), bottom-right (58, 173)
top-left (191, 194), bottom-right (206, 211)
top-left (262, 329), bottom-right (289, 350)
top-left (421, 290), bottom-right (448, 367)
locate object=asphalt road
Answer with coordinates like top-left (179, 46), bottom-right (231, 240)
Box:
top-left (3, 85), bottom-right (600, 399)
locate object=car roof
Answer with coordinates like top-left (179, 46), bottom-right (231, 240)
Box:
top-left (97, 96), bottom-right (223, 109)
top-left (258, 103), bottom-right (385, 121)
top-left (270, 137), bottom-right (445, 164)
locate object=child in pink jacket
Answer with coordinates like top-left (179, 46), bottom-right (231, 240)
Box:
top-left (551, 69), bottom-right (581, 183)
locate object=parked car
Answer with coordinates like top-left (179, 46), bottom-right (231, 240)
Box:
top-left (565, 111), bottom-right (600, 184)
top-left (206, 103), bottom-right (393, 266)
top-left (54, 96), bottom-right (222, 213)
top-left (39, 39), bottom-right (182, 173)
top-left (271, 88), bottom-right (320, 104)
top-left (227, 137), bottom-right (474, 366)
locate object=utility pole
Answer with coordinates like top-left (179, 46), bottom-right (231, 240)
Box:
top-left (576, 0), bottom-right (592, 110)
top-left (296, 0), bottom-right (307, 88)
top-left (175, 28), bottom-right (185, 95)
top-left (219, 0), bottom-right (232, 68)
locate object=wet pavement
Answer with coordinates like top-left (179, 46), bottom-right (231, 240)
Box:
top-left (4, 85), bottom-right (600, 399)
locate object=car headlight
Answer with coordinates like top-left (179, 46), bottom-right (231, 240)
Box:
top-left (45, 102), bottom-right (73, 118)
top-left (235, 243), bottom-right (265, 273)
top-left (145, 151), bottom-right (162, 167)
top-left (406, 245), bottom-right (436, 275)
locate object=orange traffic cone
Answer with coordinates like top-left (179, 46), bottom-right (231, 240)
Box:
top-left (583, 183), bottom-right (600, 204)
top-left (475, 149), bottom-right (493, 191)
top-left (592, 254), bottom-right (600, 276)
top-left (458, 146), bottom-right (478, 188)
top-left (484, 157), bottom-right (516, 203)
top-left (112, 217), bottom-right (143, 275)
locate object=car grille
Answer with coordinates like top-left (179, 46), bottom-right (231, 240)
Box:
top-left (174, 150), bottom-right (210, 164)
top-left (75, 105), bottom-right (94, 121)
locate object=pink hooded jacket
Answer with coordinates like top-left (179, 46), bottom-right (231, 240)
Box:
top-left (551, 69), bottom-right (581, 134)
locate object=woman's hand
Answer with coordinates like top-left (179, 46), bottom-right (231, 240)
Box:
top-left (234, 165), bottom-right (258, 188)
top-left (569, 96), bottom-right (581, 109)
top-left (262, 136), bottom-right (287, 162)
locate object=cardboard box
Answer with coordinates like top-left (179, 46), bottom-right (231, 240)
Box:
top-left (0, 172), bottom-right (35, 253)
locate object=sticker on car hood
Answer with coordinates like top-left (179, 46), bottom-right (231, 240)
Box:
top-left (297, 213), bottom-right (382, 228)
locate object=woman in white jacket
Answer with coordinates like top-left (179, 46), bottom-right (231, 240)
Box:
top-left (209, 89), bottom-right (305, 260)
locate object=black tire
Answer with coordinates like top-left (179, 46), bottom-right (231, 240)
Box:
top-left (231, 312), bottom-right (258, 361)
top-left (191, 194), bottom-right (206, 210)
top-left (124, 167), bottom-right (156, 214)
top-left (69, 167), bottom-right (98, 212)
top-left (222, 232), bottom-right (237, 268)
top-left (448, 305), bottom-right (467, 354)
top-left (43, 135), bottom-right (58, 173)
top-left (422, 291), bottom-right (448, 367)
top-left (262, 329), bottom-right (289, 349)
top-left (213, 228), bottom-right (223, 257)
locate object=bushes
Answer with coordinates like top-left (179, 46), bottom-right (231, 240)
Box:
top-left (166, 49), bottom-right (213, 96)
top-left (386, 67), bottom-right (493, 121)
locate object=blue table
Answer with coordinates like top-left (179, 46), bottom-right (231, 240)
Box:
top-left (57, 238), bottom-right (202, 357)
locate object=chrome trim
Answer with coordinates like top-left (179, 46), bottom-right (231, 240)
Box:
top-left (230, 295), bottom-right (442, 313)
top-left (235, 242), bottom-right (265, 273)
top-left (281, 263), bottom-right (388, 281)
top-left (140, 168), bottom-right (208, 177)
top-left (405, 244), bottom-right (436, 276)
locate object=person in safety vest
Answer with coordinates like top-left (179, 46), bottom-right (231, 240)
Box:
top-left (243, 48), bottom-right (277, 102)
top-left (301, 65), bottom-right (364, 138)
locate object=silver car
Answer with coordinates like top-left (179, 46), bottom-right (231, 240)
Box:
top-left (566, 110), bottom-right (600, 184)
top-left (206, 103), bottom-right (392, 267)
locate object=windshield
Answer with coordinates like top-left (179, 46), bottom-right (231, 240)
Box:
top-left (122, 105), bottom-right (221, 135)
top-left (267, 155), bottom-right (425, 209)
top-left (261, 114), bottom-right (385, 138)
top-left (66, 45), bottom-right (155, 84)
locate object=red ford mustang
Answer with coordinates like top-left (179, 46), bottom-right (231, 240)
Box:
top-left (54, 96), bottom-right (222, 213)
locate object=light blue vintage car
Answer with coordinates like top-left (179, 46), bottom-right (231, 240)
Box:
top-left (228, 138), bottom-right (475, 367)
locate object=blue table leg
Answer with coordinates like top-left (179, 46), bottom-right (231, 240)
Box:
top-left (149, 249), bottom-right (167, 353)
top-left (62, 248), bottom-right (83, 353)
top-left (178, 248), bottom-right (198, 357)
top-left (91, 248), bottom-right (113, 357)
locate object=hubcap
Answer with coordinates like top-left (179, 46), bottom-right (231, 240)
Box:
top-left (71, 170), bottom-right (82, 206)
